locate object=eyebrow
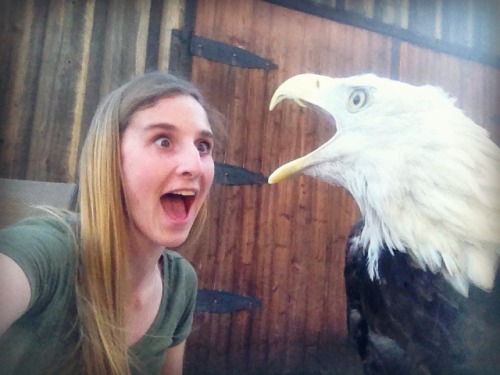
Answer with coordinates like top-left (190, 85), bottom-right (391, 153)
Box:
top-left (144, 123), bottom-right (214, 138)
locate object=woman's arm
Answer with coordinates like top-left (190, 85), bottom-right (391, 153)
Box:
top-left (0, 253), bottom-right (31, 336)
top-left (162, 339), bottom-right (187, 375)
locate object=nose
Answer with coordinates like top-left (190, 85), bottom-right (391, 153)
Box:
top-left (177, 144), bottom-right (203, 177)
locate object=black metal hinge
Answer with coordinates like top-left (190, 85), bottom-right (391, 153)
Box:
top-left (195, 289), bottom-right (261, 313)
top-left (189, 34), bottom-right (277, 70)
top-left (215, 162), bottom-right (268, 186)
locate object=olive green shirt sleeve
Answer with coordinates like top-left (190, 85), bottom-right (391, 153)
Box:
top-left (0, 216), bottom-right (79, 375)
top-left (0, 216), bottom-right (77, 312)
top-left (0, 217), bottom-right (198, 375)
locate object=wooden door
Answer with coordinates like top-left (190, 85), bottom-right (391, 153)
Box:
top-left (182, 1), bottom-right (393, 374)
top-left (182, 1), bottom-right (499, 374)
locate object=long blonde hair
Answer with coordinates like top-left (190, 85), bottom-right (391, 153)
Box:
top-left (76, 72), bottom-right (220, 374)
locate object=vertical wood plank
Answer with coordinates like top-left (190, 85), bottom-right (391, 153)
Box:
top-left (0, 0), bottom-right (19, 153)
top-left (158, 0), bottom-right (188, 71)
top-left (472, 0), bottom-right (500, 56)
top-left (26, 0), bottom-right (68, 181)
top-left (441, 0), bottom-right (473, 47)
top-left (97, 0), bottom-right (150, 96)
top-left (374, 0), bottom-right (409, 28)
top-left (67, 0), bottom-right (95, 181)
top-left (345, 0), bottom-right (375, 17)
top-left (0, 0), bottom-right (48, 179)
top-left (408, 0), bottom-right (439, 39)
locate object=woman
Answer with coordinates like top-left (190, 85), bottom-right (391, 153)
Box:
top-left (0, 72), bottom-right (221, 374)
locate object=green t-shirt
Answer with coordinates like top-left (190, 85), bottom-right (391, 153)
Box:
top-left (0, 216), bottom-right (197, 375)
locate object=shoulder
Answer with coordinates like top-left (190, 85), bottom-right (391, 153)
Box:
top-left (0, 215), bottom-right (78, 309)
top-left (162, 250), bottom-right (192, 266)
top-left (162, 250), bottom-right (197, 287)
top-left (155, 251), bottom-right (197, 336)
top-left (0, 215), bottom-right (76, 246)
top-left (0, 215), bottom-right (77, 265)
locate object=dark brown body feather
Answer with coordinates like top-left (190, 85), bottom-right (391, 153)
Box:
top-left (345, 220), bottom-right (500, 375)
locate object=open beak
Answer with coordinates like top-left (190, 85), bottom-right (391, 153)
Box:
top-left (268, 74), bottom-right (337, 184)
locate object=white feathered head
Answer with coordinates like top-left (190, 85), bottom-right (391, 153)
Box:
top-left (268, 73), bottom-right (500, 296)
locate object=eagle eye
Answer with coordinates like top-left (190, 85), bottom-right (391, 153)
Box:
top-left (347, 89), bottom-right (368, 112)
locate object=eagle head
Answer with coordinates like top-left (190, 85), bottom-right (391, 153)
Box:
top-left (268, 73), bottom-right (500, 296)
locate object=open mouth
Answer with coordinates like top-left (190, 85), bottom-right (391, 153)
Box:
top-left (160, 191), bottom-right (196, 220)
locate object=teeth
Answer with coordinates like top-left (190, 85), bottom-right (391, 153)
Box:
top-left (172, 190), bottom-right (195, 196)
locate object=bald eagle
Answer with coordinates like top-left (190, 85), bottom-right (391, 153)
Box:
top-left (268, 74), bottom-right (500, 374)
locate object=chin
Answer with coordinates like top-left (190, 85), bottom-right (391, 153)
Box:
top-left (159, 229), bottom-right (192, 248)
top-left (163, 238), bottom-right (189, 249)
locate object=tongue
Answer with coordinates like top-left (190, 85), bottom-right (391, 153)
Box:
top-left (161, 195), bottom-right (187, 219)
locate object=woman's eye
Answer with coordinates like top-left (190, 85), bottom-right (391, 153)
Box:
top-left (197, 141), bottom-right (212, 154)
top-left (154, 137), bottom-right (171, 148)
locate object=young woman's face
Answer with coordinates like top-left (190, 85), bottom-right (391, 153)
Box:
top-left (121, 94), bottom-right (215, 250)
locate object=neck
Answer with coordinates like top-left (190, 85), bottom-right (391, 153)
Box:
top-left (123, 230), bottom-right (164, 347)
top-left (125, 227), bottom-right (165, 292)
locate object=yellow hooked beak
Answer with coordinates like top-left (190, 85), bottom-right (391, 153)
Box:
top-left (268, 156), bottom-right (309, 184)
top-left (267, 73), bottom-right (336, 184)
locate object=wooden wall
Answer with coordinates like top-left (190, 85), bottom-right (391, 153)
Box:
top-left (183, 1), bottom-right (500, 374)
top-left (1, 1), bottom-right (499, 375)
top-left (271, 0), bottom-right (500, 57)
top-left (0, 0), bottom-right (193, 182)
